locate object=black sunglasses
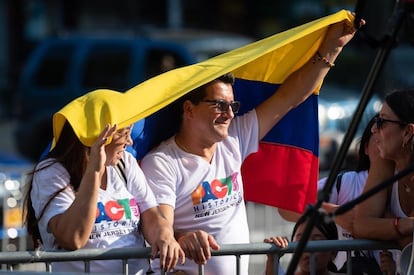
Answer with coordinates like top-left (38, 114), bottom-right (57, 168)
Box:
top-left (374, 116), bottom-right (408, 129)
top-left (201, 99), bottom-right (241, 114)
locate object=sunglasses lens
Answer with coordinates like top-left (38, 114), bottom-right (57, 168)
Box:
top-left (216, 101), bottom-right (239, 113)
top-left (217, 102), bottom-right (229, 112)
top-left (231, 102), bottom-right (240, 113)
top-left (211, 100), bottom-right (241, 113)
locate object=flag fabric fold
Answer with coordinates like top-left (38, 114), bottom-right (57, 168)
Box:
top-left (52, 10), bottom-right (354, 213)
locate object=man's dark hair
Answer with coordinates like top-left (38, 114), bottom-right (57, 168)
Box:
top-left (181, 73), bottom-right (235, 105)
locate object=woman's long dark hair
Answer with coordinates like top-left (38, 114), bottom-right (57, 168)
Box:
top-left (23, 121), bottom-right (89, 248)
top-left (385, 89), bottom-right (414, 124)
top-left (355, 115), bottom-right (376, 172)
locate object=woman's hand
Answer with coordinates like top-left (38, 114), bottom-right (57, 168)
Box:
top-left (319, 14), bottom-right (365, 62)
top-left (89, 124), bottom-right (117, 174)
top-left (264, 236), bottom-right (288, 275)
top-left (141, 207), bottom-right (185, 271)
top-left (264, 236), bottom-right (289, 249)
top-left (151, 227), bottom-right (185, 272)
top-left (379, 250), bottom-right (396, 275)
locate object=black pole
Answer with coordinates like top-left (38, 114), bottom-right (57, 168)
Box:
top-left (286, 1), bottom-right (409, 274)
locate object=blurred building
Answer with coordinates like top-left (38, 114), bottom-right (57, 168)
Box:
top-left (1, 0), bottom-right (412, 116)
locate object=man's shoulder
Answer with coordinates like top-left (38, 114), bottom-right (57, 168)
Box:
top-left (141, 136), bottom-right (176, 161)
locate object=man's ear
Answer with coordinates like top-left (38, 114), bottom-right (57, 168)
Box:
top-left (404, 123), bottom-right (414, 138)
top-left (405, 123), bottom-right (414, 152)
top-left (182, 100), bottom-right (194, 116)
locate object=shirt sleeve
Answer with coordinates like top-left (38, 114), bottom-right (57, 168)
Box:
top-left (230, 109), bottom-right (259, 160)
top-left (31, 160), bottom-right (75, 234)
top-left (123, 152), bottom-right (158, 213)
top-left (141, 146), bottom-right (178, 208)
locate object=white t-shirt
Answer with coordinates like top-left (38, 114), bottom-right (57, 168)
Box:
top-left (141, 110), bottom-right (259, 275)
top-left (318, 170), bottom-right (368, 270)
top-left (319, 170), bottom-right (401, 273)
top-left (390, 180), bottom-right (408, 218)
top-left (31, 152), bottom-right (157, 274)
top-left (389, 180), bottom-right (406, 273)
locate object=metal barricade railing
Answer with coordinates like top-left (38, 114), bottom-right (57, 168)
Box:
top-left (0, 166), bottom-right (402, 274)
top-left (0, 239), bottom-right (400, 274)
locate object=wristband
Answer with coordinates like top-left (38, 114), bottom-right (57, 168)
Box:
top-left (393, 217), bottom-right (404, 236)
top-left (314, 51), bottom-right (335, 68)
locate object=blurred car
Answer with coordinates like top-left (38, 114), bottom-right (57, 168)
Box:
top-left (318, 84), bottom-right (382, 171)
top-left (12, 30), bottom-right (254, 161)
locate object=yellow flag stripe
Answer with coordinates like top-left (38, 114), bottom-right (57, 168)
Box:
top-left (52, 10), bottom-right (353, 147)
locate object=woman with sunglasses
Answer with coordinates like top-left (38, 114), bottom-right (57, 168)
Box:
top-left (278, 116), bottom-right (398, 274)
top-left (354, 89), bottom-right (414, 272)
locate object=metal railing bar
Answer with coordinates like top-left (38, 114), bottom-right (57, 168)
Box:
top-left (0, 240), bottom-right (398, 264)
top-left (0, 239), bottom-right (399, 274)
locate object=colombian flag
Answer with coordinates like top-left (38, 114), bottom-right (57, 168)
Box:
top-left (53, 10), bottom-right (354, 214)
top-left (236, 81), bottom-right (319, 213)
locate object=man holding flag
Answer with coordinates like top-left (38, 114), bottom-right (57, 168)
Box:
top-left (140, 12), bottom-right (363, 275)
